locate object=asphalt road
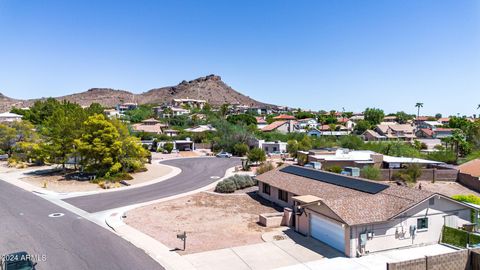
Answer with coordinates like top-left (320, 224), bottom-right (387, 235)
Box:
top-left (64, 157), bottom-right (240, 213)
top-left (0, 181), bottom-right (163, 270)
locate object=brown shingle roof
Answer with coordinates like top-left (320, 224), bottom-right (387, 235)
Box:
top-left (255, 165), bottom-right (433, 225)
top-left (458, 159), bottom-right (480, 177)
top-left (273, 114), bottom-right (296, 120)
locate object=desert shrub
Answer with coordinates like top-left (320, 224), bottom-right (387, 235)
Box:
top-left (361, 166), bottom-right (381, 180)
top-left (232, 175), bottom-right (255, 189)
top-left (247, 147), bottom-right (266, 164)
top-left (256, 162), bottom-right (275, 175)
top-left (325, 166), bottom-right (342, 174)
top-left (214, 178), bottom-right (237, 193)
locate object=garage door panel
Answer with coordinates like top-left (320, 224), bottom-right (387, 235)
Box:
top-left (311, 215), bottom-right (345, 252)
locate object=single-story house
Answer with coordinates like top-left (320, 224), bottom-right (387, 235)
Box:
top-left (131, 118), bottom-right (167, 134)
top-left (256, 165), bottom-right (478, 257)
top-left (248, 139), bottom-right (287, 154)
top-left (163, 129), bottom-right (180, 137)
top-left (362, 129), bottom-right (387, 141)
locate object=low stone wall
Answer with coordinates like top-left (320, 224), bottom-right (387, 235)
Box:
top-left (386, 248), bottom-right (480, 270)
top-left (458, 173), bottom-right (480, 193)
top-left (380, 168), bottom-right (458, 182)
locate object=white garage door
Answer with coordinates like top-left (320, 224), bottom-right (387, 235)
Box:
top-left (310, 214), bottom-right (345, 252)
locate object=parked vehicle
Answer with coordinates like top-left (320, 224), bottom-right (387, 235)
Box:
top-left (216, 152), bottom-right (232, 158)
top-left (1, 251), bottom-right (37, 270)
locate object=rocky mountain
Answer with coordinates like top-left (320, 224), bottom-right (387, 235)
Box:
top-left (0, 75), bottom-right (271, 111)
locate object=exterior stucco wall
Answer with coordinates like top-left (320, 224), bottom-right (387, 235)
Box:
top-left (257, 182), bottom-right (296, 208)
top-left (349, 196), bottom-right (471, 257)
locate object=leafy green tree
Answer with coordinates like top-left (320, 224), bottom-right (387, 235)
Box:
top-left (339, 135), bottom-right (364, 150)
top-left (0, 121), bottom-right (39, 155)
top-left (219, 104), bottom-right (229, 118)
top-left (287, 140), bottom-right (299, 157)
top-left (298, 136), bottom-right (312, 151)
top-left (233, 143), bottom-right (249, 156)
top-left (247, 147), bottom-right (266, 164)
top-left (125, 104), bottom-right (154, 123)
top-left (364, 108), bottom-right (385, 125)
top-left (74, 114), bottom-right (148, 177)
top-left (41, 102), bottom-right (87, 169)
top-left (361, 166), bottom-right (381, 180)
top-left (20, 98), bottom-right (62, 125)
top-left (295, 111), bottom-right (315, 119)
top-left (227, 114), bottom-right (257, 126)
top-left (85, 103), bottom-right (105, 116)
top-left (395, 111), bottom-right (414, 124)
top-left (435, 113), bottom-right (442, 119)
top-left (354, 120), bottom-right (371, 134)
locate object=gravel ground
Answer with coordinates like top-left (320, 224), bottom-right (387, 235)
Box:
top-left (125, 191), bottom-right (281, 254)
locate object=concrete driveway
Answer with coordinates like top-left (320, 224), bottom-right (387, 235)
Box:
top-left (183, 233), bottom-right (344, 270)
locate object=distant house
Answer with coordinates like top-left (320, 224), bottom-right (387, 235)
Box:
top-left (438, 118), bottom-right (450, 125)
top-left (458, 159), bottom-right (480, 178)
top-left (416, 128), bottom-right (455, 139)
top-left (296, 118), bottom-right (318, 129)
top-left (104, 109), bottom-right (121, 119)
top-left (362, 129), bottom-right (387, 141)
top-left (131, 118), bottom-right (167, 134)
top-left (255, 117), bottom-right (268, 129)
top-left (163, 129), bottom-right (180, 137)
top-left (382, 115), bottom-right (398, 123)
top-left (261, 120), bottom-right (295, 133)
top-left (248, 139), bottom-right (287, 154)
top-left (308, 125), bottom-right (349, 137)
top-left (417, 120), bottom-right (444, 129)
top-left (247, 107), bottom-right (272, 115)
top-left (185, 124), bottom-right (216, 133)
top-left (117, 102), bottom-right (137, 114)
top-left (0, 112), bottom-right (22, 122)
top-left (172, 98), bottom-right (206, 109)
top-left (256, 165), bottom-right (477, 257)
top-left (374, 124), bottom-right (416, 141)
top-left (272, 114), bottom-right (296, 121)
top-left (154, 106), bottom-right (190, 118)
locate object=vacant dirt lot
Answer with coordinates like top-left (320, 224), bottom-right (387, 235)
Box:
top-left (417, 181), bottom-right (480, 197)
top-left (125, 192), bottom-right (282, 254)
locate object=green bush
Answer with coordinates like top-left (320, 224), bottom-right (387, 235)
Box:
top-left (214, 178), bottom-right (237, 193)
top-left (231, 175), bottom-right (255, 189)
top-left (325, 166), bottom-right (342, 174)
top-left (361, 166), bottom-right (381, 180)
top-left (442, 226), bottom-right (467, 248)
top-left (470, 232), bottom-right (480, 246)
top-left (163, 142), bottom-right (174, 153)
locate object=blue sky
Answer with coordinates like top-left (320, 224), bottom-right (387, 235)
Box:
top-left (0, 0), bottom-right (479, 116)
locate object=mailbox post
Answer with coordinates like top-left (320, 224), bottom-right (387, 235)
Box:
top-left (176, 231), bottom-right (187, 251)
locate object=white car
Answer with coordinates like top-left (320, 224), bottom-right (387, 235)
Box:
top-left (216, 152), bottom-right (232, 158)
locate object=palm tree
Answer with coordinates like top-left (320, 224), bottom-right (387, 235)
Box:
top-left (415, 103), bottom-right (423, 118)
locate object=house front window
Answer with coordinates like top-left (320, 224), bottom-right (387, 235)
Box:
top-left (417, 217), bottom-right (428, 230)
top-left (262, 183), bottom-right (271, 195)
top-left (278, 189), bottom-right (288, 202)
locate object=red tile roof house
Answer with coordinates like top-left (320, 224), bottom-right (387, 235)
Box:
top-left (255, 165), bottom-right (478, 257)
top-left (272, 114), bottom-right (297, 121)
top-left (261, 120), bottom-right (296, 133)
top-left (416, 128), bottom-right (456, 139)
